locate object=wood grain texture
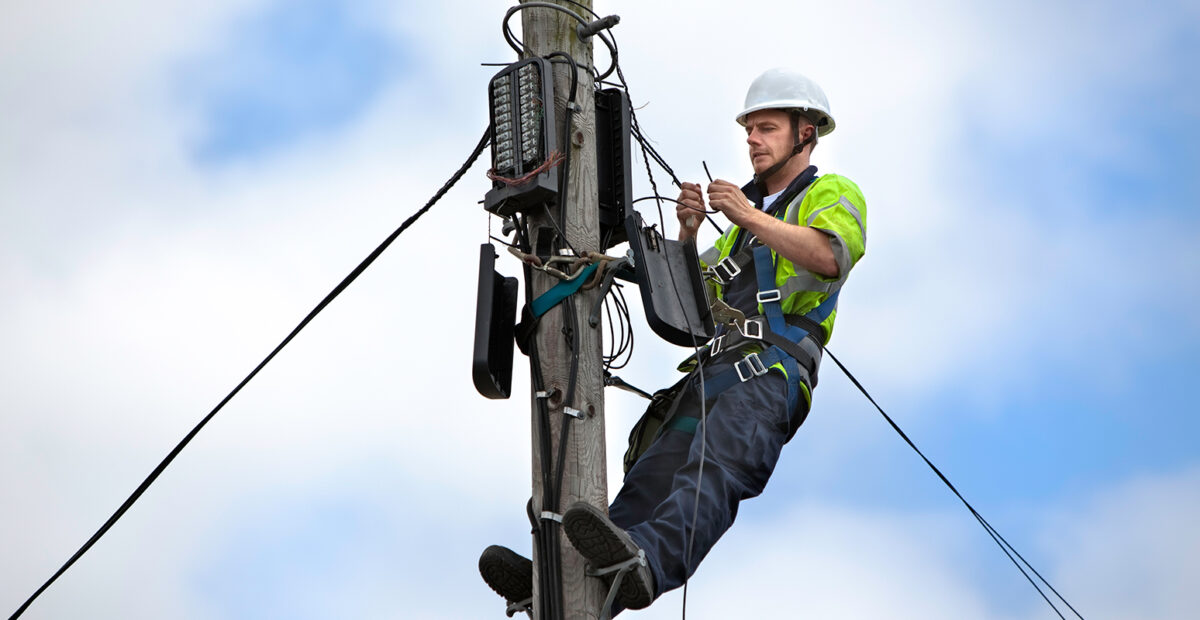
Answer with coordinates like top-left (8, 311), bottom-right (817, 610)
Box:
top-left (520, 2), bottom-right (609, 619)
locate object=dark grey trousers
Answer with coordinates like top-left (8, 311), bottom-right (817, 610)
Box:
top-left (608, 354), bottom-right (808, 604)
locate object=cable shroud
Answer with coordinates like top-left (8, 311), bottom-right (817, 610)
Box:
top-left (8, 127), bottom-right (493, 620)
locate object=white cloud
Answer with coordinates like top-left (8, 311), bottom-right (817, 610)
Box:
top-left (620, 465), bottom-right (1200, 620)
top-left (1042, 466), bottom-right (1200, 620)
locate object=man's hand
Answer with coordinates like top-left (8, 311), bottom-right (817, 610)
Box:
top-left (707, 178), bottom-right (840, 278)
top-left (707, 180), bottom-right (757, 228)
top-left (676, 181), bottom-right (705, 241)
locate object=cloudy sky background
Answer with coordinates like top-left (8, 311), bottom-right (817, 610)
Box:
top-left (3, 0), bottom-right (1198, 618)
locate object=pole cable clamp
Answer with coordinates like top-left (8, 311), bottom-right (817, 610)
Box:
top-left (540, 511), bottom-right (563, 523)
top-left (563, 406), bottom-right (584, 419)
top-left (505, 597), bottom-right (533, 618)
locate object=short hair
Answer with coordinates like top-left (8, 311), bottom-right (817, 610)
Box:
top-left (791, 110), bottom-right (818, 153)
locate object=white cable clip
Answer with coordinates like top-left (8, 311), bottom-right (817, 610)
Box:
top-left (563, 406), bottom-right (584, 419)
top-left (540, 511), bottom-right (564, 523)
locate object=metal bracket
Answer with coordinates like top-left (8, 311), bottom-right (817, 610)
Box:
top-left (563, 407), bottom-right (584, 419)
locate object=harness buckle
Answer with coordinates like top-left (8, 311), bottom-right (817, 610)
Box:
top-left (734, 353), bottom-right (769, 382)
top-left (738, 317), bottom-right (763, 340)
top-left (709, 334), bottom-right (725, 357)
top-left (714, 256), bottom-right (742, 283)
top-left (756, 289), bottom-right (782, 304)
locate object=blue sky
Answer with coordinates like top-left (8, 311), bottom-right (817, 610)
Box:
top-left (2, 0), bottom-right (1198, 619)
top-left (180, 0), bottom-right (404, 163)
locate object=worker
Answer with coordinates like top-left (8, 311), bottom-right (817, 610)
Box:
top-left (480, 67), bottom-right (867, 614)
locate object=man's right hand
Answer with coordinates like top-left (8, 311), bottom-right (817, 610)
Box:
top-left (676, 181), bottom-right (705, 241)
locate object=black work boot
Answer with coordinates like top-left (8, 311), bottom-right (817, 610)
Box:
top-left (478, 545), bottom-right (533, 610)
top-left (562, 502), bottom-right (654, 610)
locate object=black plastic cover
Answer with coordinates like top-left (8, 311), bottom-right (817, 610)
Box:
top-left (624, 213), bottom-right (715, 346)
top-left (596, 88), bottom-right (632, 250)
top-left (473, 244), bottom-right (519, 399)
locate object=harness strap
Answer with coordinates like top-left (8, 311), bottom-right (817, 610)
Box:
top-left (530, 263), bottom-right (599, 318)
top-left (692, 251), bottom-right (841, 422)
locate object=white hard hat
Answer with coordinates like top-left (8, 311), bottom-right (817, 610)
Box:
top-left (736, 68), bottom-right (836, 137)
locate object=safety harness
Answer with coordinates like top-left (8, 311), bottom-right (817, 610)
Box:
top-left (658, 249), bottom-right (837, 439)
top-left (655, 177), bottom-right (843, 440)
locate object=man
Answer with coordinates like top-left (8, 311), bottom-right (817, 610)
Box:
top-left (481, 67), bottom-right (867, 614)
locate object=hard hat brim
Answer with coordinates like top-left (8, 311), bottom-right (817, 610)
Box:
top-left (736, 102), bottom-right (836, 137)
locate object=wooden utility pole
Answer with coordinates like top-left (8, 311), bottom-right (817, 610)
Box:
top-left (521, 1), bottom-right (607, 618)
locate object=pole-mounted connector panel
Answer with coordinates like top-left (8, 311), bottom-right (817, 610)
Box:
top-left (577, 15), bottom-right (620, 40)
top-left (485, 57), bottom-right (559, 216)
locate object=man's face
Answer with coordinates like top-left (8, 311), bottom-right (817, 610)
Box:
top-left (744, 109), bottom-right (795, 175)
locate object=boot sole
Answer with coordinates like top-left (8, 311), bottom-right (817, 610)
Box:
top-left (562, 503), bottom-right (652, 609)
top-left (478, 545), bottom-right (533, 604)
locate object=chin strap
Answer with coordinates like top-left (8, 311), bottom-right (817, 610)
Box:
top-left (753, 112), bottom-right (816, 195)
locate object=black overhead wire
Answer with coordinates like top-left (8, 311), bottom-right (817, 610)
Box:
top-left (819, 347), bottom-right (1085, 620)
top-left (633, 195), bottom-right (719, 214)
top-left (616, 65), bottom-right (723, 236)
top-left (601, 283), bottom-right (633, 371)
top-left (7, 126), bottom-right (493, 620)
top-left (502, 2), bottom-right (618, 81)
